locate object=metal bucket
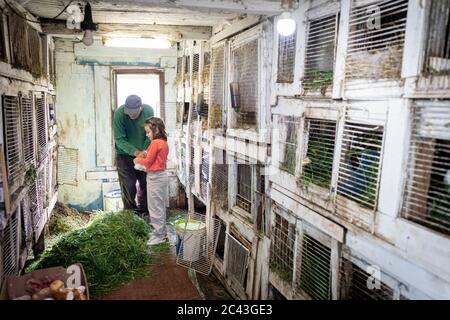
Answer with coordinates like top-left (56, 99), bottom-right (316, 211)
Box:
top-left (103, 189), bottom-right (124, 212)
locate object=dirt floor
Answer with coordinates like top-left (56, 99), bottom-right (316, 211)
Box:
top-left (97, 246), bottom-right (201, 300)
top-left (96, 209), bottom-right (232, 300)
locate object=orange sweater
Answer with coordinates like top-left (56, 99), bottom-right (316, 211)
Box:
top-left (135, 139), bottom-right (169, 172)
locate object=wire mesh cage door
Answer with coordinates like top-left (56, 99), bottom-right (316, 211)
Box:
top-left (401, 101), bottom-right (450, 236)
top-left (21, 197), bottom-right (33, 251)
top-left (57, 146), bottom-right (78, 186)
top-left (303, 12), bottom-right (339, 96)
top-left (236, 163), bottom-right (253, 214)
top-left (35, 93), bottom-right (48, 163)
top-left (200, 149), bottom-right (209, 202)
top-left (299, 118), bottom-right (338, 192)
top-left (294, 221), bottom-right (333, 300)
top-left (0, 208), bottom-right (20, 285)
top-left (211, 148), bottom-right (228, 213)
top-left (2, 95), bottom-right (24, 192)
top-left (423, 0), bottom-right (450, 74)
top-left (270, 205), bottom-right (296, 286)
top-left (176, 212), bottom-right (221, 275)
top-left (209, 43), bottom-right (226, 130)
top-left (277, 29), bottom-right (297, 84)
top-left (279, 116), bottom-right (299, 175)
top-left (335, 108), bottom-right (386, 232)
top-left (231, 38), bottom-right (259, 129)
top-left (225, 232), bottom-right (250, 288)
top-left (339, 247), bottom-right (395, 300)
top-left (19, 94), bottom-right (35, 168)
top-left (345, 0), bottom-right (409, 83)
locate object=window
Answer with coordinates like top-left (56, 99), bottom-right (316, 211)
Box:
top-left (345, 0), bottom-right (409, 81)
top-left (303, 13), bottom-right (339, 95)
top-left (277, 31), bottom-right (297, 83)
top-left (300, 119), bottom-right (337, 189)
top-left (236, 164), bottom-right (252, 213)
top-left (402, 102), bottom-right (450, 235)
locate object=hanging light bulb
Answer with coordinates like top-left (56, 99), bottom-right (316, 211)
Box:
top-left (277, 11), bottom-right (296, 36)
top-left (277, 0), bottom-right (296, 36)
top-left (81, 2), bottom-right (96, 46)
top-left (82, 29), bottom-right (94, 46)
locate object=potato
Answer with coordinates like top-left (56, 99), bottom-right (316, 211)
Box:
top-left (50, 280), bottom-right (64, 294)
top-left (31, 288), bottom-right (51, 300)
top-left (52, 288), bottom-right (74, 300)
top-left (78, 293), bottom-right (88, 300)
top-left (72, 289), bottom-right (81, 300)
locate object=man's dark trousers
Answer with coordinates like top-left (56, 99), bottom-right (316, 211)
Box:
top-left (116, 153), bottom-right (148, 217)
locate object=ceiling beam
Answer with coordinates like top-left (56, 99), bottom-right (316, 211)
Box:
top-left (40, 19), bottom-right (212, 41)
top-left (84, 0), bottom-right (283, 16)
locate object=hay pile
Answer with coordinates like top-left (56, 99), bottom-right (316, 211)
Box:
top-left (26, 211), bottom-right (151, 298)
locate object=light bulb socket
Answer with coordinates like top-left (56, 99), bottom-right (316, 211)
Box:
top-left (81, 2), bottom-right (97, 31)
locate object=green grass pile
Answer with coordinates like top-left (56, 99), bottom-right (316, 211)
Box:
top-left (26, 210), bottom-right (151, 298)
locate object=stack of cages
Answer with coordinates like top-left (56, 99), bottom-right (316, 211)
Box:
top-left (268, 202), bottom-right (343, 300)
top-left (401, 101), bottom-right (450, 237)
top-left (268, 0), bottom-right (447, 301)
top-left (400, 0), bottom-right (450, 237)
top-left (268, 201), bottom-right (420, 300)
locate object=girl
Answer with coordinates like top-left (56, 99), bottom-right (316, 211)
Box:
top-left (134, 117), bottom-right (169, 246)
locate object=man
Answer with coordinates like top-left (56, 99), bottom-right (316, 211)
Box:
top-left (114, 94), bottom-right (154, 218)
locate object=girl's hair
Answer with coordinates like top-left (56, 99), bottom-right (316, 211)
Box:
top-left (144, 117), bottom-right (167, 141)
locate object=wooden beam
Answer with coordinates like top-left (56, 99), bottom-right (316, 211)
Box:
top-left (97, 0), bottom-right (283, 15)
top-left (40, 19), bottom-right (212, 40)
top-left (0, 0), bottom-right (42, 32)
top-left (210, 15), bottom-right (261, 44)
